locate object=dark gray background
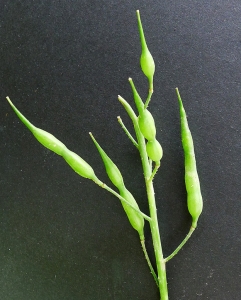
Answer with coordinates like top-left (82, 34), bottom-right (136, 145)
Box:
top-left (0, 1), bottom-right (240, 299)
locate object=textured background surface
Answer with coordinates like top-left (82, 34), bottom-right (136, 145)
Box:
top-left (0, 1), bottom-right (240, 299)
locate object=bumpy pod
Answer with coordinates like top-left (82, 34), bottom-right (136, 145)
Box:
top-left (6, 97), bottom-right (97, 180)
top-left (90, 133), bottom-right (144, 238)
top-left (176, 89), bottom-right (203, 228)
top-left (138, 109), bottom-right (156, 141)
top-left (146, 139), bottom-right (163, 162)
top-left (136, 10), bottom-right (155, 84)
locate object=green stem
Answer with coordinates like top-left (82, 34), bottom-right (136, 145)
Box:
top-left (148, 161), bottom-right (160, 182)
top-left (117, 116), bottom-right (139, 148)
top-left (93, 178), bottom-right (151, 222)
top-left (165, 226), bottom-right (195, 262)
top-left (134, 123), bottom-right (168, 300)
top-left (140, 239), bottom-right (159, 287)
top-left (118, 94), bottom-right (169, 299)
top-left (144, 84), bottom-right (153, 109)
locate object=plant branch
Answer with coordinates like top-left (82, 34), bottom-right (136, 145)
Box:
top-left (93, 178), bottom-right (151, 222)
top-left (164, 227), bottom-right (195, 262)
top-left (132, 115), bottom-right (168, 299)
top-left (148, 161), bottom-right (160, 182)
top-left (141, 239), bottom-right (159, 287)
top-left (144, 85), bottom-right (153, 109)
top-left (117, 116), bottom-right (139, 148)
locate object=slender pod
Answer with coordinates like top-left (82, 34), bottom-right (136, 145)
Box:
top-left (6, 97), bottom-right (97, 180)
top-left (90, 133), bottom-right (144, 238)
top-left (176, 88), bottom-right (203, 228)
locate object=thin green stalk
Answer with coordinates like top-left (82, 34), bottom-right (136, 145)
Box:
top-left (144, 87), bottom-right (153, 109)
top-left (117, 116), bottom-right (139, 148)
top-left (141, 239), bottom-right (159, 287)
top-left (148, 161), bottom-right (160, 182)
top-left (93, 178), bottom-right (151, 222)
top-left (165, 226), bottom-right (195, 262)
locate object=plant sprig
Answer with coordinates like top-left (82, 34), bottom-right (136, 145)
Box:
top-left (6, 10), bottom-right (203, 300)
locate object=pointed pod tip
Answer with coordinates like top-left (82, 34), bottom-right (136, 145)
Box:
top-left (6, 96), bottom-right (12, 104)
top-left (175, 87), bottom-right (181, 98)
top-left (89, 132), bottom-right (95, 140)
top-left (89, 132), bottom-right (96, 143)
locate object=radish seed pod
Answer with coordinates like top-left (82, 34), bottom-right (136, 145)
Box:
top-left (176, 89), bottom-right (203, 228)
top-left (6, 97), bottom-right (97, 181)
top-left (90, 133), bottom-right (144, 238)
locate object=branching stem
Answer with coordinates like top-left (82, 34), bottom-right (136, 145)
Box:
top-left (165, 227), bottom-right (195, 262)
top-left (148, 161), bottom-right (160, 182)
top-left (93, 178), bottom-right (151, 222)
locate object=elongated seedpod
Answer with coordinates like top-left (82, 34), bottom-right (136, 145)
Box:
top-left (89, 133), bottom-right (124, 190)
top-left (146, 139), bottom-right (163, 162)
top-left (119, 187), bottom-right (144, 240)
top-left (136, 10), bottom-right (155, 85)
top-left (176, 88), bottom-right (203, 228)
top-left (6, 97), bottom-right (97, 180)
top-left (138, 109), bottom-right (156, 141)
top-left (90, 133), bottom-right (144, 238)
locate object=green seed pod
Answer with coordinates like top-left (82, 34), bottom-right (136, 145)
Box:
top-left (90, 133), bottom-right (144, 237)
top-left (6, 97), bottom-right (97, 181)
top-left (138, 109), bottom-right (156, 140)
top-left (32, 129), bottom-right (67, 156)
top-left (63, 149), bottom-right (96, 179)
top-left (146, 139), bottom-right (163, 162)
top-left (89, 133), bottom-right (125, 190)
top-left (119, 187), bottom-right (144, 240)
top-left (176, 88), bottom-right (203, 228)
top-left (128, 78), bottom-right (144, 114)
top-left (136, 10), bottom-right (155, 83)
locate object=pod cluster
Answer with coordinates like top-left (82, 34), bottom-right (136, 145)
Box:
top-left (6, 97), bottom-right (97, 181)
top-left (138, 109), bottom-right (163, 163)
top-left (90, 133), bottom-right (145, 240)
top-left (133, 12), bottom-right (163, 164)
top-left (129, 79), bottom-right (163, 163)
